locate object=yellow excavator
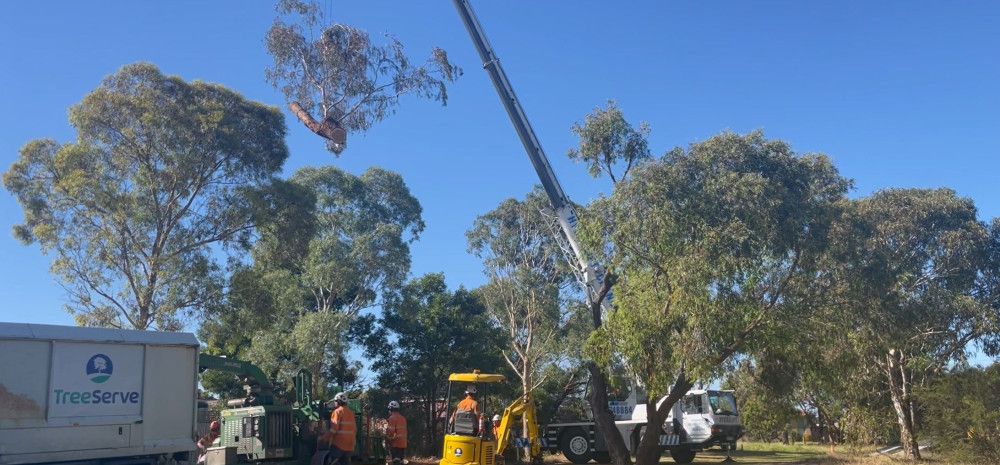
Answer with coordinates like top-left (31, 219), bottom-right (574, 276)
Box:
top-left (440, 372), bottom-right (542, 465)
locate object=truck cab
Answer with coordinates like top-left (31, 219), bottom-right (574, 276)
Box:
top-left (662, 390), bottom-right (742, 449)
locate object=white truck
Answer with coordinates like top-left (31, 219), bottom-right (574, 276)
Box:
top-left (544, 390), bottom-right (743, 465)
top-left (0, 322), bottom-right (199, 465)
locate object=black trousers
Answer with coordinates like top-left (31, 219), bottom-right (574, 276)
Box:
top-left (388, 447), bottom-right (405, 464)
top-left (330, 447), bottom-right (351, 465)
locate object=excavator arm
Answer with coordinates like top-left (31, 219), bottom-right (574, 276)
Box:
top-left (496, 396), bottom-right (542, 459)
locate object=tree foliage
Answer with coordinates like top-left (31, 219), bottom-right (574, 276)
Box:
top-left (200, 165), bottom-right (422, 396)
top-left (359, 273), bottom-right (506, 455)
top-left (467, 188), bottom-right (584, 399)
top-left (567, 100), bottom-right (651, 183)
top-left (265, 0), bottom-right (461, 154)
top-left (582, 130), bottom-right (850, 465)
top-left (818, 188), bottom-right (997, 459)
top-left (3, 63), bottom-right (288, 330)
top-left (919, 363), bottom-right (1000, 464)
top-left (563, 100), bottom-right (655, 465)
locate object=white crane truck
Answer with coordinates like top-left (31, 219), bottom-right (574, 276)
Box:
top-left (544, 390), bottom-right (742, 464)
top-left (450, 2), bottom-right (744, 464)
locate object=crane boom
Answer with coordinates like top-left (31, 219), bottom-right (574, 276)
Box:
top-left (451, 0), bottom-right (610, 311)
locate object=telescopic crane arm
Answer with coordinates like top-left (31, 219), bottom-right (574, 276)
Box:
top-left (450, 0), bottom-right (611, 312)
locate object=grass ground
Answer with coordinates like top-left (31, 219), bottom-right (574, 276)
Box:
top-left (562, 442), bottom-right (965, 465)
top-left (689, 442), bottom-right (828, 463)
top-left (410, 441), bottom-right (973, 465)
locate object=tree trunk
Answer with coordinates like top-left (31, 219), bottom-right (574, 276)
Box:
top-left (522, 363), bottom-right (532, 463)
top-left (430, 385), bottom-right (439, 456)
top-left (587, 362), bottom-right (631, 465)
top-left (633, 372), bottom-right (693, 465)
top-left (633, 406), bottom-right (667, 465)
top-left (583, 276), bottom-right (630, 465)
top-left (887, 350), bottom-right (921, 460)
top-left (425, 393), bottom-right (433, 456)
top-left (312, 364), bottom-right (323, 400)
top-left (815, 406), bottom-right (823, 443)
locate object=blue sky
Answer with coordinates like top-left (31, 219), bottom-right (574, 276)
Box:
top-left (1, 1), bottom-right (998, 364)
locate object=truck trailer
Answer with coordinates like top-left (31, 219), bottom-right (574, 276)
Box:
top-left (0, 322), bottom-right (199, 465)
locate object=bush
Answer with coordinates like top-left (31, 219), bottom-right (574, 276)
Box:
top-left (840, 407), bottom-right (897, 446)
top-left (919, 364), bottom-right (1000, 464)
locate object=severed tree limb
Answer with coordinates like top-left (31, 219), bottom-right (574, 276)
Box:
top-left (288, 102), bottom-right (346, 145)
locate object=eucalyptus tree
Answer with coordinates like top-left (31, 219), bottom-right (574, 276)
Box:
top-left (4, 63), bottom-right (288, 330)
top-left (581, 131), bottom-right (850, 465)
top-left (265, 0), bottom-right (461, 154)
top-left (201, 166), bottom-right (423, 396)
top-left (823, 188), bottom-right (997, 459)
top-left (468, 188), bottom-right (578, 399)
top-left (564, 100), bottom-right (652, 465)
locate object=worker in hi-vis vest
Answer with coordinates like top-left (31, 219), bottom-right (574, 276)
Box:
top-left (327, 392), bottom-right (356, 465)
top-left (491, 414), bottom-right (502, 440)
top-left (385, 400), bottom-right (407, 465)
top-left (453, 386), bottom-right (479, 417)
top-left (449, 386), bottom-right (481, 435)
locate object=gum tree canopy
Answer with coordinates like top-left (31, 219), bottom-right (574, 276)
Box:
top-left (583, 131), bottom-right (850, 465)
top-left (3, 63), bottom-right (288, 330)
top-left (824, 188), bottom-right (998, 459)
top-left (467, 187), bottom-right (578, 400)
top-left (266, 0), bottom-right (461, 155)
top-left (200, 165), bottom-right (424, 395)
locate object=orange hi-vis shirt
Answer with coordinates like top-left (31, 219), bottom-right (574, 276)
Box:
top-left (330, 405), bottom-right (357, 452)
top-left (386, 412), bottom-right (408, 449)
top-left (456, 397), bottom-right (479, 415)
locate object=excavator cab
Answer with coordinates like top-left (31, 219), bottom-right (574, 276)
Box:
top-left (441, 371), bottom-right (541, 465)
top-left (441, 372), bottom-right (503, 465)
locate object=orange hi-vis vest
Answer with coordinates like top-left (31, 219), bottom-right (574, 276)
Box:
top-left (457, 397), bottom-right (479, 415)
top-left (330, 405), bottom-right (357, 452)
top-left (386, 412), bottom-right (408, 449)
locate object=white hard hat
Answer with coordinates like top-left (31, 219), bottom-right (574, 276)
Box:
top-left (465, 386), bottom-right (477, 395)
top-left (388, 400), bottom-right (400, 410)
top-left (334, 392), bottom-right (349, 403)
top-left (492, 414), bottom-right (501, 422)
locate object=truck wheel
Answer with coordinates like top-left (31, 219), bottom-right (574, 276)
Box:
top-left (669, 448), bottom-right (696, 465)
top-left (560, 428), bottom-right (594, 464)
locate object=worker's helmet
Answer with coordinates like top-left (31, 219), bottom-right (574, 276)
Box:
top-left (465, 386), bottom-right (477, 395)
top-left (334, 392), bottom-right (349, 404)
top-left (210, 420), bottom-right (220, 432)
top-left (388, 400), bottom-right (400, 410)
top-left (492, 414), bottom-right (501, 423)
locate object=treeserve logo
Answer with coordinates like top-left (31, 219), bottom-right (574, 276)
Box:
top-left (87, 354), bottom-right (113, 383)
top-left (51, 351), bottom-right (141, 407)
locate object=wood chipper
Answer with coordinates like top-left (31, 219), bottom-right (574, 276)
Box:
top-left (440, 371), bottom-right (541, 465)
top-left (198, 355), bottom-right (385, 465)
